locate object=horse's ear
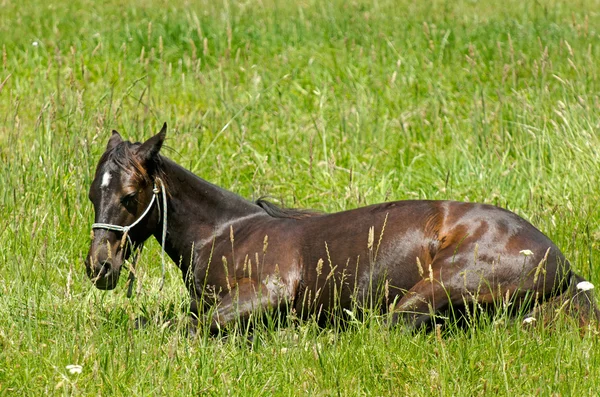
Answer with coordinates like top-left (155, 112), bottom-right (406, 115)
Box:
top-left (107, 130), bottom-right (123, 151)
top-left (136, 122), bottom-right (167, 163)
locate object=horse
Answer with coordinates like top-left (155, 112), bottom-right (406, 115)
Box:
top-left (85, 123), bottom-right (599, 333)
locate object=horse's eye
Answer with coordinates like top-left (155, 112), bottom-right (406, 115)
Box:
top-left (121, 192), bottom-right (137, 206)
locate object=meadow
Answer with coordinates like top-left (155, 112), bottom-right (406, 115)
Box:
top-left (1, 0), bottom-right (600, 394)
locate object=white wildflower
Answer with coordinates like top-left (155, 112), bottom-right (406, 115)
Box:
top-left (32, 41), bottom-right (39, 47)
top-left (160, 320), bottom-right (172, 331)
top-left (519, 249), bottom-right (534, 257)
top-left (576, 281), bottom-right (595, 292)
top-left (66, 364), bottom-right (82, 374)
top-left (343, 308), bottom-right (357, 322)
top-left (522, 317), bottom-right (536, 325)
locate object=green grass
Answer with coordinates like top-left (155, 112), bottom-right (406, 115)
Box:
top-left (1, 0), bottom-right (600, 394)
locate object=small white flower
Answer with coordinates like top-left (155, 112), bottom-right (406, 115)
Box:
top-left (32, 41), bottom-right (39, 47)
top-left (523, 317), bottom-right (536, 324)
top-left (577, 281), bottom-right (595, 292)
top-left (66, 364), bottom-right (82, 374)
top-left (343, 308), bottom-right (357, 321)
top-left (160, 320), bottom-right (172, 331)
top-left (519, 249), bottom-right (534, 257)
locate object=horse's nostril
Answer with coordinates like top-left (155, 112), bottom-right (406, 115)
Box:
top-left (98, 261), bottom-right (111, 278)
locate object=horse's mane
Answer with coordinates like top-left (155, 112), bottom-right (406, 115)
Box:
top-left (255, 198), bottom-right (321, 220)
top-left (102, 143), bottom-right (316, 219)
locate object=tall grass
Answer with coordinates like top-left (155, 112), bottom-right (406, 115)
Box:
top-left (1, 0), bottom-right (600, 394)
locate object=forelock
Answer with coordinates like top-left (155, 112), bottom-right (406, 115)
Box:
top-left (99, 141), bottom-right (150, 185)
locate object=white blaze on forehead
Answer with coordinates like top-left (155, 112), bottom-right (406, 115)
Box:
top-left (101, 171), bottom-right (112, 188)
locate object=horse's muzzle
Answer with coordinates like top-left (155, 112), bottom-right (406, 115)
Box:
top-left (85, 245), bottom-right (123, 290)
top-left (91, 260), bottom-right (122, 290)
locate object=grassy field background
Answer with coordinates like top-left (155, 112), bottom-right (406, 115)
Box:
top-left (1, 0), bottom-right (600, 394)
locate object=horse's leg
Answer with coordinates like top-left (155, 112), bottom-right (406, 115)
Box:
top-left (390, 269), bottom-right (460, 331)
top-left (390, 253), bottom-right (506, 330)
top-left (208, 278), bottom-right (284, 333)
top-left (391, 261), bottom-right (539, 331)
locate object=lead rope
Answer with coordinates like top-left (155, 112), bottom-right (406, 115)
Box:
top-left (156, 177), bottom-right (167, 291)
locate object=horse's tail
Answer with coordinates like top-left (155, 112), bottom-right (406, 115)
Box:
top-left (533, 272), bottom-right (600, 330)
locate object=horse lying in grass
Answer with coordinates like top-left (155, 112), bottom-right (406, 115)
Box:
top-left (85, 124), bottom-right (598, 333)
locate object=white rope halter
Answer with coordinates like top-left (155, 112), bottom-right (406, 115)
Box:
top-left (92, 177), bottom-right (168, 295)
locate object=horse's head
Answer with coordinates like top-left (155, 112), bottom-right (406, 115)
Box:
top-left (85, 124), bottom-right (167, 290)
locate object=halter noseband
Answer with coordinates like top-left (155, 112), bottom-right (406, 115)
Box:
top-left (91, 177), bottom-right (168, 295)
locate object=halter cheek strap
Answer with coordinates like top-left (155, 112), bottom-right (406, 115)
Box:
top-left (92, 188), bottom-right (159, 247)
top-left (91, 177), bottom-right (168, 295)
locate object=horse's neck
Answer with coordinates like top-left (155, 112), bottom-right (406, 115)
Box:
top-left (155, 156), bottom-right (263, 259)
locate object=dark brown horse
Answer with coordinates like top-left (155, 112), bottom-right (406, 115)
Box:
top-left (85, 124), bottom-right (598, 332)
